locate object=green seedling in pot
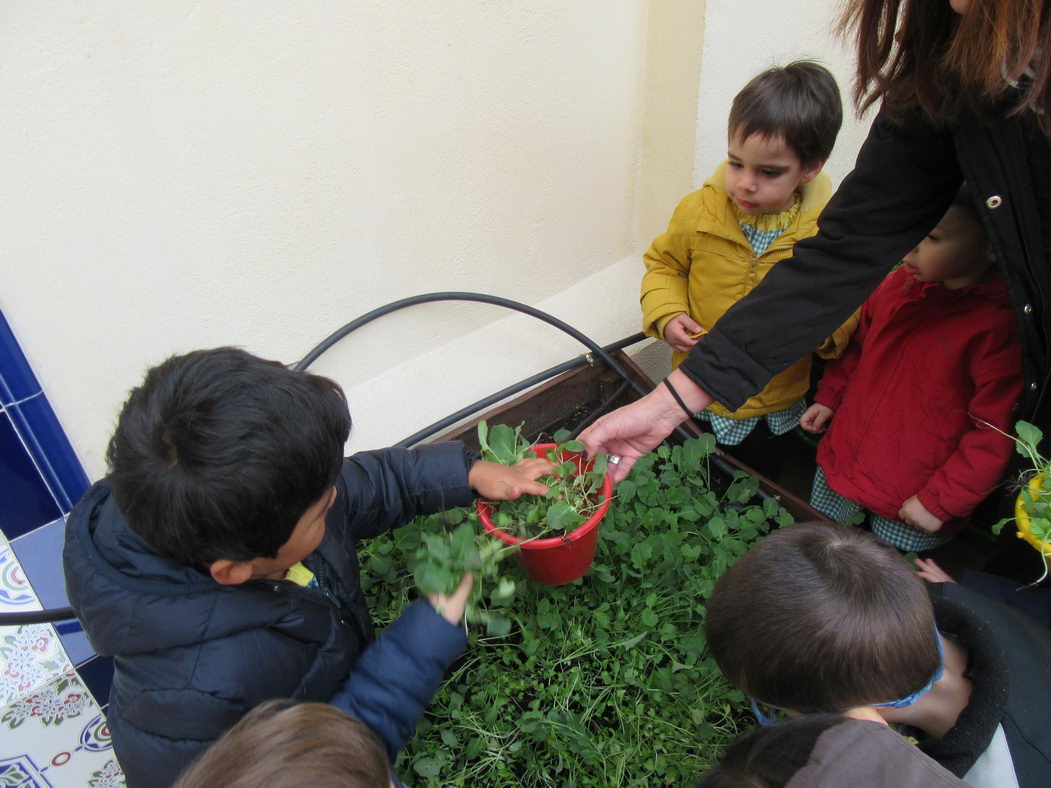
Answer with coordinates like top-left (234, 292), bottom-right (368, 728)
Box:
top-left (989, 420), bottom-right (1051, 583)
top-left (479, 421), bottom-right (609, 539)
top-left (406, 507), bottom-right (519, 637)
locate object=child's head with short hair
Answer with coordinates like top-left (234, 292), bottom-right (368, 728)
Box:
top-left (106, 348), bottom-right (350, 582)
top-left (724, 61), bottom-right (843, 216)
top-left (173, 700), bottom-right (392, 788)
top-left (903, 182), bottom-right (996, 289)
top-left (704, 522), bottom-right (940, 714)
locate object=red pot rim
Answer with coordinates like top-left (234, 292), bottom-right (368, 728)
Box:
top-left (477, 443), bottom-right (612, 549)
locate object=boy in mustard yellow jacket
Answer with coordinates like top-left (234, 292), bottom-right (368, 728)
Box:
top-left (641, 61), bottom-right (857, 479)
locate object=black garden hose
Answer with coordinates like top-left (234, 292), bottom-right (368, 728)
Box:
top-left (396, 335), bottom-right (644, 447)
top-left (296, 290), bottom-right (761, 493)
top-left (0, 606), bottom-right (77, 625)
top-left (295, 292), bottom-right (649, 400)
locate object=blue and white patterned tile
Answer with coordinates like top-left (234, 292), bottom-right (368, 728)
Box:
top-left (0, 308), bottom-right (90, 540)
top-left (1, 667), bottom-right (125, 787)
top-left (0, 536), bottom-right (124, 786)
top-left (0, 623), bottom-right (71, 709)
top-left (9, 521), bottom-right (69, 611)
top-left (9, 521), bottom-right (92, 667)
top-left (0, 411), bottom-right (64, 540)
top-left (74, 657), bottom-right (114, 709)
top-left (0, 543), bottom-right (39, 611)
top-left (0, 310), bottom-right (43, 406)
top-left (5, 394), bottom-right (89, 518)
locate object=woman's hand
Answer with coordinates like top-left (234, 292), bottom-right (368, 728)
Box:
top-left (579, 370), bottom-right (713, 483)
top-left (468, 457), bottom-right (555, 500)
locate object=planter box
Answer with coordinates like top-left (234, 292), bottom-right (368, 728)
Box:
top-left (430, 350), bottom-right (830, 523)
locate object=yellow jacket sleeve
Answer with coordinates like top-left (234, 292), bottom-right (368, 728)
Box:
top-left (640, 193), bottom-right (698, 340)
top-left (815, 308), bottom-right (861, 359)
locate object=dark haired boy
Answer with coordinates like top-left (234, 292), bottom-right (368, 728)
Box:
top-left (705, 522), bottom-right (1051, 787)
top-left (63, 347), bottom-right (552, 786)
top-left (641, 60), bottom-right (856, 479)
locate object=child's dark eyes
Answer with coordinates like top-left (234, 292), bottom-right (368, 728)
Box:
top-left (727, 161), bottom-right (784, 178)
top-left (927, 233), bottom-right (941, 242)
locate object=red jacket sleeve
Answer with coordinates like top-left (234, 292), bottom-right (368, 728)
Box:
top-left (916, 327), bottom-right (1023, 522)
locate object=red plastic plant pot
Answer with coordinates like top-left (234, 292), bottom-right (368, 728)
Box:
top-left (478, 443), bottom-right (613, 586)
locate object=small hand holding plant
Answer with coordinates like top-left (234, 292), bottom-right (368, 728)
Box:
top-left (476, 421), bottom-right (609, 540)
top-left (467, 455), bottom-right (555, 502)
top-left (403, 422), bottom-right (612, 636)
top-left (428, 573), bottom-right (474, 625)
top-left (408, 509), bottom-right (519, 636)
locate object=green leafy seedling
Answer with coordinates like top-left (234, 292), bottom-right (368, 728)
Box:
top-left (359, 433), bottom-right (795, 786)
top-left (477, 421), bottom-right (609, 540)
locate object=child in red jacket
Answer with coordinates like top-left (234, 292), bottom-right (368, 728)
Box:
top-left (800, 185), bottom-right (1022, 552)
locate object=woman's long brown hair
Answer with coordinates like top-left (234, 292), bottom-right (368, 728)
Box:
top-left (841, 0), bottom-right (1050, 134)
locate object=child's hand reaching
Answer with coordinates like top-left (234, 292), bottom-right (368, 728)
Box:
top-left (800, 403), bottom-right (834, 433)
top-left (663, 314), bottom-right (705, 353)
top-left (428, 573), bottom-right (474, 625)
top-left (914, 558), bottom-right (957, 584)
top-left (469, 458), bottom-right (555, 501)
top-left (898, 495), bottom-right (943, 533)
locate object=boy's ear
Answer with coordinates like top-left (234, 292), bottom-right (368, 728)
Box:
top-left (210, 559), bottom-right (255, 586)
top-left (798, 159), bottom-right (826, 185)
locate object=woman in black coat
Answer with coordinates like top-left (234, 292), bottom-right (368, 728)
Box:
top-left (582, 0), bottom-right (1051, 482)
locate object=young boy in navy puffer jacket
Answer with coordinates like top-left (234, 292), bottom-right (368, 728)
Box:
top-left (63, 347), bottom-right (550, 787)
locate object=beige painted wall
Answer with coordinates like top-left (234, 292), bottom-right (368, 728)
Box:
top-left (1, 1), bottom-right (671, 476)
top-left (2, 1), bottom-right (869, 481)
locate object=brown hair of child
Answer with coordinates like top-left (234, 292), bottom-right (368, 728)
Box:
top-left (704, 521), bottom-right (941, 713)
top-left (728, 60), bottom-right (843, 168)
top-left (173, 700), bottom-right (392, 788)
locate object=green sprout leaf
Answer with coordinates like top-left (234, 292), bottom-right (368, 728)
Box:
top-left (488, 423), bottom-right (522, 464)
top-left (1016, 420), bottom-right (1044, 457)
top-left (547, 500), bottom-right (577, 531)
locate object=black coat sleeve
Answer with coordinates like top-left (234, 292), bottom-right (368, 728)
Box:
top-left (334, 441), bottom-right (478, 541)
top-left (679, 107), bottom-right (963, 411)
